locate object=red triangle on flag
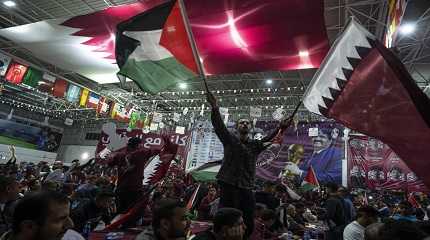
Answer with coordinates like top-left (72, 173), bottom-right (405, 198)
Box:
top-left (159, 1), bottom-right (198, 74)
top-left (304, 166), bottom-right (320, 187)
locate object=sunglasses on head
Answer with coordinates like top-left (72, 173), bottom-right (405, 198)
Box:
top-left (239, 121), bottom-right (250, 125)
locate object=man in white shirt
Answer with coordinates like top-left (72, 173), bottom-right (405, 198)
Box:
top-left (343, 206), bottom-right (379, 240)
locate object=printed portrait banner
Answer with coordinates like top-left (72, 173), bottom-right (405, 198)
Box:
top-left (347, 135), bottom-right (427, 192)
top-left (255, 121), bottom-right (345, 184)
top-left (185, 120), bottom-right (345, 184)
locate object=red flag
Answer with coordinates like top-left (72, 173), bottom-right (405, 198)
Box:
top-left (408, 193), bottom-right (421, 209)
top-left (184, 0), bottom-right (329, 75)
top-left (301, 166), bottom-right (320, 192)
top-left (186, 183), bottom-right (200, 210)
top-left (5, 61), bottom-right (27, 84)
top-left (303, 19), bottom-right (430, 187)
top-left (52, 79), bottom-right (68, 98)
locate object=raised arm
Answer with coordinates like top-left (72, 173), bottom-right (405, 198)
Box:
top-left (207, 91), bottom-right (232, 145)
top-left (261, 117), bottom-right (293, 142)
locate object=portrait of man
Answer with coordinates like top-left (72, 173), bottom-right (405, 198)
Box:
top-left (300, 128), bottom-right (343, 184)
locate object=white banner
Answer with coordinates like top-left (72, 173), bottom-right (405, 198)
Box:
top-left (0, 52), bottom-right (12, 76)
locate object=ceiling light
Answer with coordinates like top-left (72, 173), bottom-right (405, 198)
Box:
top-left (81, 152), bottom-right (89, 160)
top-left (3, 1), bottom-right (15, 7)
top-left (399, 23), bottom-right (415, 35)
top-left (179, 83), bottom-right (187, 89)
top-left (266, 79), bottom-right (273, 85)
top-left (299, 51), bottom-right (309, 57)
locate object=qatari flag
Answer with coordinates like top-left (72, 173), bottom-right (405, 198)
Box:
top-left (303, 19), bottom-right (430, 187)
top-left (184, 0), bottom-right (329, 75)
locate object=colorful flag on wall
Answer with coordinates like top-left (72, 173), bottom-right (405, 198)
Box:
top-left (0, 1), bottom-right (169, 84)
top-left (87, 92), bottom-right (100, 109)
top-left (116, 1), bottom-right (197, 94)
top-left (53, 79), bottom-right (68, 98)
top-left (38, 73), bottom-right (56, 94)
top-left (66, 84), bottom-right (81, 103)
top-left (303, 19), bottom-right (430, 187)
top-left (22, 67), bottom-right (43, 88)
top-left (5, 61), bottom-right (28, 84)
top-left (79, 88), bottom-right (89, 107)
top-left (0, 52), bottom-right (12, 76)
top-left (384, 0), bottom-right (407, 48)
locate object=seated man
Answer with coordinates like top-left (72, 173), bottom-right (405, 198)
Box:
top-left (71, 190), bottom-right (115, 233)
top-left (135, 199), bottom-right (189, 240)
top-left (193, 208), bottom-right (246, 240)
top-left (1, 191), bottom-right (74, 240)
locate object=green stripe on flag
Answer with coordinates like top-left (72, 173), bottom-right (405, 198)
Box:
top-left (22, 67), bottom-right (43, 88)
top-left (119, 57), bottom-right (194, 94)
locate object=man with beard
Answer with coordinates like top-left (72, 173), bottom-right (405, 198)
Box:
top-left (0, 176), bottom-right (21, 235)
top-left (0, 191), bottom-right (74, 240)
top-left (206, 91), bottom-right (291, 238)
top-left (300, 128), bottom-right (343, 184)
top-left (135, 199), bottom-right (189, 240)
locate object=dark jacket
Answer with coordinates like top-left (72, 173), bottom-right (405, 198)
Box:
top-left (324, 196), bottom-right (346, 228)
top-left (255, 191), bottom-right (280, 210)
top-left (71, 200), bottom-right (113, 233)
top-left (211, 107), bottom-right (279, 189)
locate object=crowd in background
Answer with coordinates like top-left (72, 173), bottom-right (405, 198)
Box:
top-left (1, 153), bottom-right (430, 240)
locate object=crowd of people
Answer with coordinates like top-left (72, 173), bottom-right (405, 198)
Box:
top-left (0, 91), bottom-right (429, 240)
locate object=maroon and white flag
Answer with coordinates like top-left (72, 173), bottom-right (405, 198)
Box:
top-left (303, 19), bottom-right (430, 187)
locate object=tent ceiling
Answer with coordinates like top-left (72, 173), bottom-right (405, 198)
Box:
top-left (0, 0), bottom-right (429, 123)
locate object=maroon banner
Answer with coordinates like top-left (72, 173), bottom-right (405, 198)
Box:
top-left (347, 135), bottom-right (427, 193)
top-left (96, 125), bottom-right (189, 164)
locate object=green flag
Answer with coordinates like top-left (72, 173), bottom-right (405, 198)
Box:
top-left (22, 67), bottom-right (43, 88)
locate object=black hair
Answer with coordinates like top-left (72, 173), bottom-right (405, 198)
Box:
top-left (12, 191), bottom-right (69, 233)
top-left (357, 206), bottom-right (379, 218)
top-left (378, 220), bottom-right (427, 240)
top-left (213, 208), bottom-right (243, 233)
top-left (127, 137), bottom-right (142, 150)
top-left (152, 198), bottom-right (185, 230)
top-left (95, 190), bottom-right (115, 200)
top-left (260, 209), bottom-right (277, 221)
top-left (325, 182), bottom-right (339, 193)
top-left (0, 175), bottom-right (15, 192)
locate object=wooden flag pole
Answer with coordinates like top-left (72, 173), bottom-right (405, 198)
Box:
top-left (178, 0), bottom-right (210, 93)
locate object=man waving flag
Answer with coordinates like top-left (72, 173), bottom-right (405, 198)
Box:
top-left (303, 19), bottom-right (430, 187)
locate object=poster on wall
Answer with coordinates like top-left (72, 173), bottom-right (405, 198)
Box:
top-left (0, 119), bottom-right (62, 152)
top-left (184, 120), bottom-right (345, 185)
top-left (347, 135), bottom-right (427, 192)
top-left (255, 121), bottom-right (345, 184)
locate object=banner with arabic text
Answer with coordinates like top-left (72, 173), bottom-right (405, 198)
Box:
top-left (347, 135), bottom-right (427, 192)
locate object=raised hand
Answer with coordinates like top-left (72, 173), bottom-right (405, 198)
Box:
top-left (280, 116), bottom-right (293, 130)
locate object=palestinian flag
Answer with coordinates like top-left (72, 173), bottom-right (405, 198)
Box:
top-left (303, 19), bottom-right (430, 187)
top-left (116, 0), bottom-right (198, 94)
top-left (301, 166), bottom-right (319, 192)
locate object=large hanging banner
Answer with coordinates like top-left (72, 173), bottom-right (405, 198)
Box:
top-left (255, 122), bottom-right (345, 184)
top-left (185, 120), bottom-right (345, 184)
top-left (347, 135), bottom-right (427, 192)
top-left (95, 123), bottom-right (189, 163)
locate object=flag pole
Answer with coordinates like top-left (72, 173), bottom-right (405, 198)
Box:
top-left (178, 0), bottom-right (210, 92)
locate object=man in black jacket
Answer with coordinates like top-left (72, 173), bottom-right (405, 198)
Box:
top-left (323, 182), bottom-right (346, 240)
top-left (206, 91), bottom-right (291, 238)
top-left (70, 190), bottom-right (115, 233)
